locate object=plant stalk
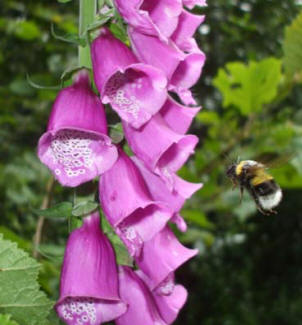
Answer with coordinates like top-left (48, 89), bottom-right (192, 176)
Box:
top-left (79, 0), bottom-right (97, 68)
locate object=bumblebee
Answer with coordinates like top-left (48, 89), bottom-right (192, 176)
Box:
top-left (226, 160), bottom-right (282, 215)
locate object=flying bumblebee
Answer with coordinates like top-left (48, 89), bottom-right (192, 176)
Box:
top-left (226, 160), bottom-right (282, 215)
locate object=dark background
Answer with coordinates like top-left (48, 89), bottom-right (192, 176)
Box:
top-left (0, 0), bottom-right (302, 324)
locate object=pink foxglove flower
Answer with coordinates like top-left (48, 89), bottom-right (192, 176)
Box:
top-left (137, 270), bottom-right (188, 324)
top-left (136, 226), bottom-right (198, 290)
top-left (129, 28), bottom-right (206, 105)
top-left (113, 0), bottom-right (183, 40)
top-left (123, 114), bottom-right (198, 187)
top-left (91, 28), bottom-right (167, 128)
top-left (99, 148), bottom-right (172, 257)
top-left (171, 10), bottom-right (205, 53)
top-left (117, 266), bottom-right (186, 325)
top-left (160, 96), bottom-right (201, 134)
top-left (55, 213), bottom-right (126, 325)
top-left (183, 0), bottom-right (207, 9)
top-left (37, 71), bottom-right (118, 187)
top-left (132, 156), bottom-right (202, 232)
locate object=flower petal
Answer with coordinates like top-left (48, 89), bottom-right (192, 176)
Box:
top-left (160, 96), bottom-right (201, 134)
top-left (169, 51), bottom-right (206, 105)
top-left (99, 148), bottom-right (172, 257)
top-left (123, 114), bottom-right (198, 177)
top-left (114, 0), bottom-right (182, 40)
top-left (55, 213), bottom-right (126, 324)
top-left (171, 10), bottom-right (205, 53)
top-left (37, 71), bottom-right (118, 187)
top-left (129, 27), bottom-right (184, 80)
top-left (116, 266), bottom-right (166, 325)
top-left (183, 0), bottom-right (207, 9)
top-left (91, 28), bottom-right (167, 128)
top-left (136, 226), bottom-right (198, 290)
top-left (132, 156), bottom-right (202, 213)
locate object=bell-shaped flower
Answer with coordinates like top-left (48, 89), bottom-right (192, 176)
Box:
top-left (55, 212), bottom-right (127, 325)
top-left (116, 266), bottom-right (186, 325)
top-left (183, 0), bottom-right (207, 9)
top-left (160, 96), bottom-right (201, 134)
top-left (168, 51), bottom-right (206, 105)
top-left (37, 71), bottom-right (118, 187)
top-left (136, 270), bottom-right (188, 324)
top-left (113, 0), bottom-right (183, 41)
top-left (171, 10), bottom-right (205, 53)
top-left (91, 28), bottom-right (167, 128)
top-left (99, 148), bottom-right (172, 257)
top-left (132, 156), bottom-right (202, 232)
top-left (123, 114), bottom-right (198, 188)
top-left (135, 226), bottom-right (198, 290)
top-left (129, 28), bottom-right (206, 105)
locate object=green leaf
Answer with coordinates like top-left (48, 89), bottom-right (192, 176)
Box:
top-left (57, 0), bottom-right (72, 3)
top-left (213, 58), bottom-right (282, 114)
top-left (9, 79), bottom-right (35, 96)
top-left (26, 74), bottom-right (61, 90)
top-left (0, 235), bottom-right (53, 325)
top-left (71, 201), bottom-right (98, 217)
top-left (32, 202), bottom-right (73, 219)
top-left (51, 23), bottom-right (86, 46)
top-left (0, 314), bottom-right (19, 325)
top-left (283, 11), bottom-right (302, 79)
top-left (14, 21), bottom-right (41, 41)
top-left (181, 209), bottom-right (215, 230)
top-left (85, 11), bottom-right (114, 33)
top-left (60, 66), bottom-right (87, 83)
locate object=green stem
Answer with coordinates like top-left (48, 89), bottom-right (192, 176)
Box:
top-left (79, 0), bottom-right (97, 68)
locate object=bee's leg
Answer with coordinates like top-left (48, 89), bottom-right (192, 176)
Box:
top-left (268, 208), bottom-right (277, 215)
top-left (249, 187), bottom-right (269, 215)
top-left (239, 186), bottom-right (244, 203)
top-left (231, 179), bottom-right (237, 190)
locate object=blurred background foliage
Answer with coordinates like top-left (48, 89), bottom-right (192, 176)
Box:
top-left (0, 0), bottom-right (302, 324)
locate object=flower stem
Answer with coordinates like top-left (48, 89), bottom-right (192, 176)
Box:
top-left (79, 0), bottom-right (97, 68)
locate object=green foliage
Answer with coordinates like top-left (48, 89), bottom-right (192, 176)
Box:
top-left (33, 202), bottom-right (73, 219)
top-left (0, 235), bottom-right (53, 325)
top-left (0, 314), bottom-right (19, 325)
top-left (213, 58), bottom-right (282, 114)
top-left (283, 11), bottom-right (302, 78)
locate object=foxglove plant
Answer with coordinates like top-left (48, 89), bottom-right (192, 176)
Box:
top-left (36, 0), bottom-right (206, 323)
top-left (38, 71), bottom-right (117, 187)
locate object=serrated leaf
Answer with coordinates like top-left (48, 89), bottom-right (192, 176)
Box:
top-left (283, 11), bottom-right (302, 79)
top-left (213, 58), bottom-right (282, 114)
top-left (32, 202), bottom-right (73, 219)
top-left (71, 201), bottom-right (98, 217)
top-left (0, 235), bottom-right (53, 325)
top-left (0, 314), bottom-right (19, 325)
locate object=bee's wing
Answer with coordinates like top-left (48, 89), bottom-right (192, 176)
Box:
top-left (253, 152), bottom-right (294, 169)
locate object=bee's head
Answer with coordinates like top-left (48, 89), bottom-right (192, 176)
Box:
top-left (226, 163), bottom-right (237, 179)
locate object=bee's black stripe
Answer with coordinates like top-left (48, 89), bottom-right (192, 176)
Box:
top-left (253, 180), bottom-right (279, 196)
